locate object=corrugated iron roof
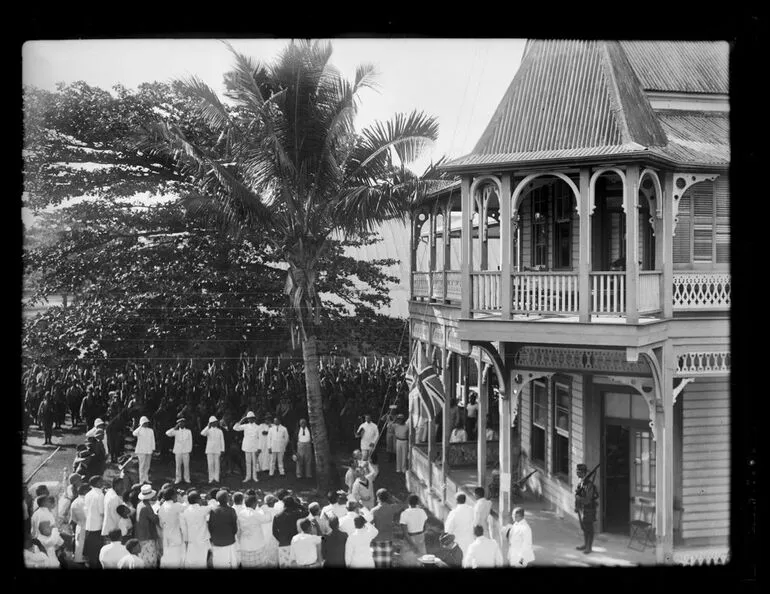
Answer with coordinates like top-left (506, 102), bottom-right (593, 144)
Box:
top-left (443, 40), bottom-right (729, 171)
top-left (619, 41), bottom-right (729, 94)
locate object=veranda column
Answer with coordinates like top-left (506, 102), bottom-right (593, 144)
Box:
top-left (429, 212), bottom-right (437, 300)
top-left (661, 171), bottom-right (674, 318)
top-left (443, 201), bottom-right (452, 302)
top-left (410, 215), bottom-right (417, 300)
top-left (426, 342), bottom-right (434, 487)
top-left (655, 343), bottom-right (676, 563)
top-left (578, 168), bottom-right (591, 322)
top-left (500, 174), bottom-right (513, 320)
top-left (461, 176), bottom-right (473, 318)
top-left (498, 347), bottom-right (512, 522)
top-left (625, 165), bottom-right (640, 324)
top-left (477, 358), bottom-right (488, 491)
top-left (441, 350), bottom-right (452, 497)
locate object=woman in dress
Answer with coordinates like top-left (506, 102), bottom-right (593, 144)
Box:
top-left (134, 484), bottom-right (160, 567)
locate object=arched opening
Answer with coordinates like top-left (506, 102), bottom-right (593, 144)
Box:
top-left (414, 211), bottom-right (431, 272)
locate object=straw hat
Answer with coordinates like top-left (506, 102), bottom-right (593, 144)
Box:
top-left (139, 416), bottom-right (150, 425)
top-left (138, 484), bottom-right (157, 500)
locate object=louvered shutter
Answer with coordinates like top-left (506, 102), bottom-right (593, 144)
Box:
top-left (673, 194), bottom-right (691, 263)
top-left (692, 181), bottom-right (715, 262)
top-left (715, 177), bottom-right (730, 264)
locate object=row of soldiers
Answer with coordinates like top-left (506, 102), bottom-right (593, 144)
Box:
top-left (23, 355), bottom-right (411, 456)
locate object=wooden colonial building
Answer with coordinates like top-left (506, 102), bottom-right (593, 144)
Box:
top-left (406, 40), bottom-right (730, 565)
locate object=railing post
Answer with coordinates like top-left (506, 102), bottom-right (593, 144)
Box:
top-left (477, 357), bottom-right (488, 494)
top-left (410, 217), bottom-right (417, 301)
top-left (442, 350), bottom-right (452, 499)
top-left (461, 176), bottom-right (473, 318)
top-left (500, 173), bottom-right (513, 320)
top-left (625, 165), bottom-right (640, 323)
top-left (498, 344), bottom-right (512, 524)
top-left (579, 168), bottom-right (591, 322)
top-left (662, 171), bottom-right (674, 318)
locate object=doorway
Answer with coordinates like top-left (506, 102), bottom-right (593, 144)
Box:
top-left (604, 424), bottom-right (630, 532)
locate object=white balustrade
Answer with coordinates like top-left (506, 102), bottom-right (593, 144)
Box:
top-left (591, 272), bottom-right (626, 314)
top-left (412, 272), bottom-right (430, 299)
top-left (411, 446), bottom-right (430, 483)
top-left (445, 271), bottom-right (462, 302)
top-left (673, 272), bottom-right (730, 310)
top-left (511, 272), bottom-right (579, 314)
top-left (638, 271), bottom-right (662, 313)
top-left (431, 271), bottom-right (445, 300)
top-left (471, 271), bottom-right (502, 312)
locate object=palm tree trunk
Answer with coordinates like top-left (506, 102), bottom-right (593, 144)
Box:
top-left (301, 332), bottom-right (336, 491)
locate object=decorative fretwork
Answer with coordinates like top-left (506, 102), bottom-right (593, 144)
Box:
top-left (671, 547), bottom-right (730, 566)
top-left (672, 377), bottom-right (695, 406)
top-left (672, 273), bottom-right (730, 310)
top-left (676, 352), bottom-right (730, 376)
top-left (411, 320), bottom-right (430, 342)
top-left (672, 173), bottom-right (720, 236)
top-left (512, 346), bottom-right (651, 375)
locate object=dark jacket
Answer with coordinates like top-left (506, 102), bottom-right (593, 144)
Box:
top-left (271, 508), bottom-right (305, 547)
top-left (436, 544), bottom-right (464, 568)
top-left (135, 502), bottom-right (158, 541)
top-left (321, 529), bottom-right (348, 567)
top-left (208, 505), bottom-right (238, 547)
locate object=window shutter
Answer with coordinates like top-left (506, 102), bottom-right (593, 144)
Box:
top-left (673, 194), bottom-right (691, 263)
top-left (692, 182), bottom-right (715, 217)
top-left (693, 225), bottom-right (713, 261)
top-left (715, 177), bottom-right (730, 264)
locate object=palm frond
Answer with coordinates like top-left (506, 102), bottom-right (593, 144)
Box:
top-left (176, 75), bottom-right (240, 137)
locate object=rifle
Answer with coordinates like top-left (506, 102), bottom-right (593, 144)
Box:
top-left (575, 463), bottom-right (601, 521)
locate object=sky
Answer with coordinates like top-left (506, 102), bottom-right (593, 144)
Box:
top-left (22, 38), bottom-right (527, 174)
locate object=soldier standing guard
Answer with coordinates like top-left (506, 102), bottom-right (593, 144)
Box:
top-left (574, 463), bottom-right (599, 555)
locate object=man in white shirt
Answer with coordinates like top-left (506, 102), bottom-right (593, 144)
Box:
top-left (83, 475), bottom-right (105, 568)
top-left (267, 417), bottom-right (290, 476)
top-left (201, 415), bottom-right (225, 484)
top-left (256, 415), bottom-right (271, 473)
top-left (338, 500), bottom-right (361, 535)
top-left (345, 515), bottom-right (378, 568)
top-left (132, 416), bottom-right (155, 484)
top-left (503, 507), bottom-right (535, 568)
top-left (233, 411), bottom-right (261, 483)
top-left (306, 502), bottom-right (329, 536)
top-left (180, 490), bottom-right (211, 568)
top-left (99, 529), bottom-right (129, 568)
top-left (444, 492), bottom-right (475, 559)
top-left (321, 490), bottom-right (348, 522)
top-left (295, 418), bottom-right (313, 479)
top-left (165, 417), bottom-right (193, 484)
top-left (238, 494), bottom-right (273, 567)
top-left (399, 494), bottom-right (428, 556)
top-left (473, 486), bottom-right (493, 536)
top-left (463, 524), bottom-right (503, 568)
top-left (101, 476), bottom-right (124, 538)
top-left (290, 519), bottom-right (323, 567)
top-left (465, 393), bottom-right (479, 440)
top-left (356, 414), bottom-right (379, 461)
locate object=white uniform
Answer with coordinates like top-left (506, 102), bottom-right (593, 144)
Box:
top-left (256, 423), bottom-right (271, 471)
top-left (357, 422), bottom-right (379, 458)
top-left (165, 426), bottom-right (193, 484)
top-left (180, 503), bottom-right (210, 568)
top-left (463, 535), bottom-right (503, 568)
top-left (234, 421), bottom-right (261, 481)
top-left (132, 426), bottom-right (155, 484)
top-left (158, 500), bottom-right (186, 568)
top-left (505, 519), bottom-right (535, 567)
top-left (444, 502), bottom-right (475, 557)
top-left (267, 424), bottom-right (290, 476)
top-left (345, 524), bottom-right (378, 568)
top-left (201, 425), bottom-right (225, 483)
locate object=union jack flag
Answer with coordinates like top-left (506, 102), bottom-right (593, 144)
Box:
top-left (407, 348), bottom-right (445, 418)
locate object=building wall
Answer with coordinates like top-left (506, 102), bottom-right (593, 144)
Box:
top-left (680, 377), bottom-right (730, 545)
top-left (519, 372), bottom-right (584, 523)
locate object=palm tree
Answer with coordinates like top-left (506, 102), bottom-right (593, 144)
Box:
top-left (139, 40), bottom-right (441, 490)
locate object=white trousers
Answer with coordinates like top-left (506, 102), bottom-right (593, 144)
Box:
top-left (296, 443), bottom-right (313, 478)
top-left (137, 453), bottom-right (152, 484)
top-left (207, 453), bottom-right (221, 482)
top-left (244, 451), bottom-right (259, 481)
top-left (396, 440), bottom-right (408, 472)
top-left (211, 543), bottom-right (239, 568)
top-left (269, 451), bottom-right (285, 475)
top-left (175, 452), bottom-right (191, 483)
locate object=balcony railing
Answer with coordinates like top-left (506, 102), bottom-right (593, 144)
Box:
top-left (471, 271), bottom-right (502, 313)
top-left (591, 271), bottom-right (626, 314)
top-left (673, 272), bottom-right (730, 311)
top-left (638, 271), bottom-right (663, 313)
top-left (446, 271), bottom-right (462, 302)
top-left (511, 271), bottom-right (579, 314)
top-left (412, 272), bottom-right (430, 299)
top-left (411, 445), bottom-right (430, 484)
top-left (430, 271), bottom-right (445, 300)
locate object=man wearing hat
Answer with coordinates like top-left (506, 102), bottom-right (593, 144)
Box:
top-left (88, 431), bottom-right (107, 477)
top-left (166, 417), bottom-right (193, 485)
top-left (575, 463), bottom-right (599, 554)
top-left (267, 416), bottom-right (290, 477)
top-left (393, 414), bottom-right (409, 473)
top-left (135, 484), bottom-right (160, 567)
top-left (234, 411), bottom-right (262, 483)
top-left (132, 416), bottom-right (155, 485)
top-left (201, 415), bottom-right (225, 484)
top-left (86, 418), bottom-right (109, 459)
top-left (435, 532), bottom-right (464, 568)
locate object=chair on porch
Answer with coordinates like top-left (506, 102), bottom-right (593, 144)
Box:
top-left (627, 496), bottom-right (656, 552)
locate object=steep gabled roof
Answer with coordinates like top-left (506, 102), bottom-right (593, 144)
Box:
top-left (443, 40), bottom-right (728, 171)
top-left (619, 41), bottom-right (729, 94)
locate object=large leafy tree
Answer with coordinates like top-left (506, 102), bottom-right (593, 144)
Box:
top-left (141, 40), bottom-right (440, 490)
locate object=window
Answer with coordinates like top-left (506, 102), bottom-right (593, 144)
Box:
top-left (553, 190), bottom-right (572, 269)
top-left (532, 190), bottom-right (548, 268)
top-left (633, 430), bottom-right (656, 494)
top-left (552, 382), bottom-right (571, 478)
top-left (531, 380), bottom-right (547, 467)
top-left (673, 177), bottom-right (730, 266)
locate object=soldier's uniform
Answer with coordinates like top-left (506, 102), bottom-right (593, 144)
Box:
top-left (574, 463), bottom-right (599, 554)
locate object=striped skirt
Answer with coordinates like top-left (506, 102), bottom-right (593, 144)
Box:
top-left (371, 540), bottom-right (393, 568)
top-left (240, 547), bottom-right (272, 568)
top-left (278, 545), bottom-right (292, 568)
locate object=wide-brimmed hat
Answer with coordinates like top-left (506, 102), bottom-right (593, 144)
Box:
top-left (139, 416), bottom-right (150, 425)
top-left (208, 416), bottom-right (218, 424)
top-left (138, 484), bottom-right (157, 500)
top-left (93, 418), bottom-right (104, 426)
top-left (246, 411), bottom-right (256, 419)
top-left (176, 417), bottom-right (186, 424)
